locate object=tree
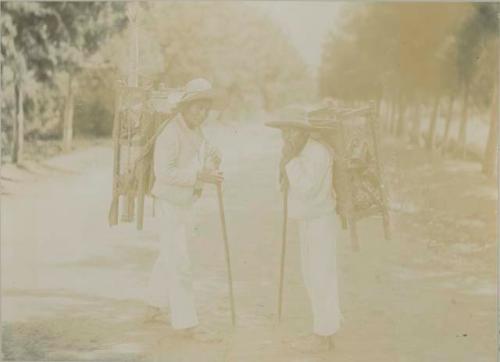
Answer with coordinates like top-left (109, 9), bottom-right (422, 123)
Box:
top-left (455, 3), bottom-right (498, 159)
top-left (137, 2), bottom-right (313, 114)
top-left (1, 2), bottom-right (60, 163)
top-left (42, 2), bottom-right (126, 151)
top-left (482, 82), bottom-right (498, 177)
top-left (319, 4), bottom-right (469, 111)
top-left (425, 96), bottom-right (441, 150)
top-left (479, 12), bottom-right (499, 177)
top-left (0, 2), bottom-right (126, 164)
top-left (440, 95), bottom-right (456, 154)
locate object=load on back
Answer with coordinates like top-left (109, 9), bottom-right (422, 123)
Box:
top-left (307, 102), bottom-right (391, 250)
top-left (108, 83), bottom-right (182, 230)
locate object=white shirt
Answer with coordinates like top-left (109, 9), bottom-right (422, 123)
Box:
top-left (286, 139), bottom-right (336, 220)
top-left (151, 114), bottom-right (219, 205)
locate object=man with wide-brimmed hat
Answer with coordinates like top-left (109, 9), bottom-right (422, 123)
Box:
top-left (144, 78), bottom-right (223, 339)
top-left (267, 106), bottom-right (343, 352)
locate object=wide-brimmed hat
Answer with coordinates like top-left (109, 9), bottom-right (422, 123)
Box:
top-left (266, 106), bottom-right (322, 131)
top-left (178, 78), bottom-right (220, 107)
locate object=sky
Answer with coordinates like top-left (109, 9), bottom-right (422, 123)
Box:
top-left (249, 1), bottom-right (342, 71)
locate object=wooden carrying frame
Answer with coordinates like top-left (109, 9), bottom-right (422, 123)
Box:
top-left (108, 83), bottom-right (174, 230)
top-left (309, 103), bottom-right (391, 251)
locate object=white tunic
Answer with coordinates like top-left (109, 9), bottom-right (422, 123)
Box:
top-left (285, 138), bottom-right (336, 220)
top-left (151, 114), bottom-right (219, 205)
top-left (285, 138), bottom-right (343, 336)
top-left (146, 113), bottom-right (220, 330)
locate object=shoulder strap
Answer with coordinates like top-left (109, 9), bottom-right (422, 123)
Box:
top-left (139, 113), bottom-right (176, 161)
top-left (315, 138), bottom-right (336, 163)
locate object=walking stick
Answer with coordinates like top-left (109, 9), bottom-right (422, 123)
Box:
top-left (216, 183), bottom-right (236, 327)
top-left (277, 186), bottom-right (288, 322)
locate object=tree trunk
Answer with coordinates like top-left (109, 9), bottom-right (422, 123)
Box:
top-left (482, 84), bottom-right (498, 177)
top-left (426, 95), bottom-right (441, 151)
top-left (63, 74), bottom-right (75, 152)
top-left (410, 101), bottom-right (421, 145)
top-left (386, 99), bottom-right (392, 131)
top-left (376, 94), bottom-right (383, 118)
top-left (396, 93), bottom-right (406, 138)
top-left (457, 83), bottom-right (470, 159)
top-left (0, 63), bottom-right (3, 168)
top-left (390, 96), bottom-right (398, 135)
top-left (385, 98), bottom-right (393, 131)
top-left (386, 99), bottom-right (393, 132)
top-left (12, 82), bottom-right (24, 164)
top-left (441, 95), bottom-right (455, 155)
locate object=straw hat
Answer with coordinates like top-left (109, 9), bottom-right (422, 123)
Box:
top-left (178, 78), bottom-right (220, 106)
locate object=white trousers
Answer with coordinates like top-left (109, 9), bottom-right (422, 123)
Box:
top-left (298, 212), bottom-right (342, 336)
top-left (146, 199), bottom-right (198, 330)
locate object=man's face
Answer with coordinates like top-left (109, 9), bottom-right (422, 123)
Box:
top-left (321, 130), bottom-right (337, 145)
top-left (282, 128), bottom-right (307, 144)
top-left (281, 127), bottom-right (309, 159)
top-left (181, 99), bottom-right (212, 129)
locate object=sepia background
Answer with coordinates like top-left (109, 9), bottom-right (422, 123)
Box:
top-left (0, 1), bottom-right (498, 361)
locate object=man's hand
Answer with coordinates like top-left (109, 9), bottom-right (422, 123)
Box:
top-left (197, 170), bottom-right (224, 185)
top-left (281, 144), bottom-right (297, 165)
top-left (279, 171), bottom-right (289, 192)
top-left (279, 158), bottom-right (290, 191)
top-left (209, 149), bottom-right (222, 169)
top-left (204, 145), bottom-right (222, 170)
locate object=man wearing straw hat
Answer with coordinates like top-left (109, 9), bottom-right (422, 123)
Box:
top-left (267, 107), bottom-right (342, 352)
top-left (144, 78), bottom-right (223, 339)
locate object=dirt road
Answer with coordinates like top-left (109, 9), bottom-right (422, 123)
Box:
top-left (1, 124), bottom-right (496, 361)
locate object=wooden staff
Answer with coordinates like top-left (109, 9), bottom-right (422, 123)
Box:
top-left (277, 186), bottom-right (288, 321)
top-left (108, 87), bottom-right (123, 226)
top-left (216, 183), bottom-right (236, 326)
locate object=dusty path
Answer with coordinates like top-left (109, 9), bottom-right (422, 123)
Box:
top-left (1, 124), bottom-right (496, 361)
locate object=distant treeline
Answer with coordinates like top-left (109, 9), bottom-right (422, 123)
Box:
top-left (319, 3), bottom-right (498, 176)
top-left (2, 2), bottom-right (498, 176)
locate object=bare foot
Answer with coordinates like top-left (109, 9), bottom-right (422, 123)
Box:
top-left (176, 326), bottom-right (223, 343)
top-left (287, 334), bottom-right (332, 353)
top-left (143, 306), bottom-right (167, 323)
top-left (328, 335), bottom-right (335, 350)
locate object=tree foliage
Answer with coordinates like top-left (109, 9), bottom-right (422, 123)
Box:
top-left (319, 3), bottom-right (498, 168)
top-left (1, 2), bottom-right (126, 158)
top-left (136, 2), bottom-right (313, 113)
top-left (320, 3), bottom-right (475, 102)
